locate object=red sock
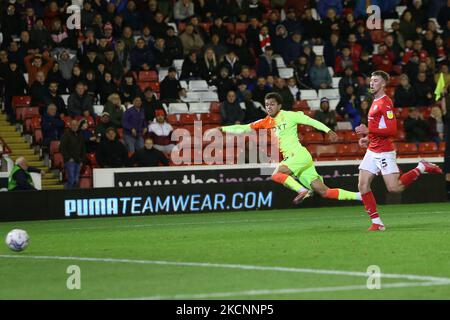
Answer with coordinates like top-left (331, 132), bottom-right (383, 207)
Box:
top-left (399, 168), bottom-right (421, 188)
top-left (272, 172), bottom-right (288, 184)
top-left (325, 189), bottom-right (339, 199)
top-left (361, 191), bottom-right (379, 219)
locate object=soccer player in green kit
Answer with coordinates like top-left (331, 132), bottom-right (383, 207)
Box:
top-left (221, 92), bottom-right (362, 204)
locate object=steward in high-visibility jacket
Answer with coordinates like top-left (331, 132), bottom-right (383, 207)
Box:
top-left (8, 164), bottom-right (40, 191)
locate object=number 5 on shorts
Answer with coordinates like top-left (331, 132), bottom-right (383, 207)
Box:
top-left (381, 159), bottom-right (387, 168)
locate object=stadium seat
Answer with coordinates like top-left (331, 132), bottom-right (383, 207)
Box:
top-left (33, 129), bottom-right (43, 145)
top-left (305, 144), bottom-right (317, 157)
top-left (397, 142), bottom-right (419, 157)
top-left (303, 110), bottom-right (315, 118)
top-left (439, 142), bottom-right (446, 156)
top-left (86, 153), bottom-right (97, 166)
top-left (274, 56), bottom-right (286, 68)
top-left (318, 89), bottom-right (340, 100)
top-left (138, 70), bottom-right (158, 82)
top-left (200, 91), bottom-right (219, 102)
top-left (312, 45), bottom-right (324, 56)
top-left (50, 140), bottom-right (60, 155)
top-left (370, 30), bottom-right (385, 43)
top-left (278, 68), bottom-right (294, 79)
top-left (168, 103), bottom-right (189, 114)
top-left (167, 114), bottom-right (179, 125)
top-left (332, 77), bottom-right (342, 89)
top-left (293, 100), bottom-right (309, 111)
top-left (224, 22), bottom-right (235, 33)
top-left (93, 105), bottom-right (104, 116)
top-left (137, 81), bottom-right (150, 92)
top-left (328, 99), bottom-right (339, 111)
top-left (344, 131), bottom-right (359, 142)
top-left (337, 143), bottom-right (362, 159)
top-left (51, 152), bottom-right (64, 169)
top-left (395, 130), bottom-right (406, 141)
top-left (385, 86), bottom-right (395, 98)
top-left (384, 19), bottom-right (400, 32)
top-left (302, 132), bottom-right (324, 143)
top-left (189, 102), bottom-right (210, 113)
top-left (418, 142), bottom-right (438, 155)
top-left (189, 80), bottom-right (209, 91)
top-left (210, 102), bottom-right (221, 113)
top-left (12, 96), bottom-right (31, 109)
top-left (307, 99), bottom-right (321, 110)
top-left (300, 90), bottom-right (318, 100)
top-left (148, 82), bottom-right (160, 92)
top-left (63, 116), bottom-right (72, 128)
top-left (173, 59), bottom-right (184, 71)
top-left (316, 144), bottom-right (338, 159)
top-left (235, 22), bottom-right (248, 36)
top-left (79, 177), bottom-right (93, 188)
top-left (180, 113), bottom-right (197, 124)
top-left (324, 131), bottom-right (344, 143)
top-left (184, 91), bottom-right (201, 102)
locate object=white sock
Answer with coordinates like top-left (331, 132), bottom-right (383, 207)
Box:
top-left (297, 186), bottom-right (308, 193)
top-left (355, 192), bottom-right (362, 201)
top-left (416, 162), bottom-right (426, 174)
top-left (372, 217), bottom-right (383, 225)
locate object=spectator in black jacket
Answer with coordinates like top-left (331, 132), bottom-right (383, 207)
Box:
top-left (220, 50), bottom-right (242, 79)
top-left (60, 120), bottom-right (86, 189)
top-left (41, 104), bottom-right (65, 148)
top-left (142, 88), bottom-right (165, 122)
top-left (221, 90), bottom-right (245, 125)
top-left (256, 46), bottom-right (279, 78)
top-left (404, 107), bottom-right (430, 142)
top-left (338, 67), bottom-right (359, 97)
top-left (394, 74), bottom-right (417, 108)
top-left (413, 72), bottom-right (434, 106)
top-left (2, 61), bottom-right (28, 123)
top-left (130, 137), bottom-right (169, 167)
top-left (211, 67), bottom-right (236, 102)
top-left (160, 67), bottom-right (183, 102)
top-left (98, 72), bottom-right (118, 104)
top-left (29, 71), bottom-right (48, 111)
top-left (95, 112), bottom-right (115, 139)
top-left (96, 127), bottom-right (129, 168)
top-left (67, 82), bottom-right (94, 117)
top-left (43, 82), bottom-right (67, 117)
top-left (180, 50), bottom-right (203, 80)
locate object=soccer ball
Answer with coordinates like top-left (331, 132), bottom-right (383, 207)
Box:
top-left (5, 229), bottom-right (29, 252)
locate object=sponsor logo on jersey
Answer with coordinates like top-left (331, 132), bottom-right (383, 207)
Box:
top-left (386, 110), bottom-right (394, 119)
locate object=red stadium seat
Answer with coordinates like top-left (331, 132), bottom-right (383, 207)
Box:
top-left (167, 114), bottom-right (179, 125)
top-left (385, 86), bottom-right (395, 98)
top-left (86, 153), bottom-right (97, 166)
top-left (201, 113), bottom-right (221, 124)
top-left (12, 96), bottom-right (31, 108)
top-left (50, 140), bottom-right (60, 155)
top-left (389, 76), bottom-right (399, 87)
top-left (79, 177), bottom-right (93, 188)
top-left (138, 70), bottom-right (158, 82)
top-left (370, 30), bottom-right (385, 43)
top-left (137, 81), bottom-right (150, 92)
top-left (344, 131), bottom-right (359, 142)
top-left (210, 102), bottom-right (221, 113)
top-left (31, 116), bottom-right (41, 130)
top-left (316, 144), bottom-right (338, 159)
top-left (180, 113), bottom-right (196, 124)
top-left (298, 125), bottom-right (314, 134)
top-left (397, 142), bottom-right (418, 157)
top-left (305, 144), bottom-right (317, 157)
top-left (224, 22), bottom-right (235, 34)
top-left (117, 128), bottom-right (123, 139)
top-left (439, 142), bottom-right (446, 156)
top-left (63, 116), bottom-right (72, 127)
top-left (395, 130), bottom-right (406, 141)
top-left (293, 100), bottom-right (309, 111)
top-left (303, 110), bottom-right (315, 118)
top-left (148, 81), bottom-right (160, 92)
top-left (337, 143), bottom-right (362, 159)
top-left (51, 152), bottom-right (64, 169)
top-left (302, 132), bottom-right (324, 143)
top-left (235, 22), bottom-right (248, 36)
top-left (418, 142), bottom-right (438, 155)
top-left (324, 131), bottom-right (344, 143)
top-left (33, 129), bottom-right (43, 145)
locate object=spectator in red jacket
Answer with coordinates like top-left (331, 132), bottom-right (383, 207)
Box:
top-left (24, 52), bottom-right (55, 85)
top-left (372, 43), bottom-right (395, 74)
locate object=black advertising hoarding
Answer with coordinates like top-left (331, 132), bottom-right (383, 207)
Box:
top-left (0, 174), bottom-right (446, 222)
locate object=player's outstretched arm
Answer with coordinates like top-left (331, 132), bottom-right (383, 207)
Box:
top-left (293, 111), bottom-right (332, 134)
top-left (220, 124), bottom-right (253, 134)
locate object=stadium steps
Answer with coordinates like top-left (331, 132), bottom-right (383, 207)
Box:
top-left (0, 114), bottom-right (64, 190)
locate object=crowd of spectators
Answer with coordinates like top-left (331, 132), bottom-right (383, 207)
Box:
top-left (0, 0), bottom-right (449, 188)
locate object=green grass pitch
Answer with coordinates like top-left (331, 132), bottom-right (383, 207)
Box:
top-left (1, 203), bottom-right (450, 300)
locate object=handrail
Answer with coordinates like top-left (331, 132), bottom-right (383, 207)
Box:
top-left (0, 136), bottom-right (11, 154)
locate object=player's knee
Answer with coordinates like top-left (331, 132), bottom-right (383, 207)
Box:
top-left (387, 184), bottom-right (402, 193)
top-left (358, 181), bottom-right (370, 193)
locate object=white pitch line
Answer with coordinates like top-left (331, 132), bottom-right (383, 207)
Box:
top-left (1, 254), bottom-right (449, 283)
top-left (121, 281), bottom-right (450, 300)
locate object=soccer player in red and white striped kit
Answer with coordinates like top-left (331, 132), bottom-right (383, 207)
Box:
top-left (355, 70), bottom-right (443, 231)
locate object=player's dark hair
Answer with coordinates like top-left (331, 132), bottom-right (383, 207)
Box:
top-left (265, 92), bottom-right (283, 105)
top-left (372, 70), bottom-right (390, 83)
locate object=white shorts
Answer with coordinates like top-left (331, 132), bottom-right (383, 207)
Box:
top-left (358, 149), bottom-right (400, 176)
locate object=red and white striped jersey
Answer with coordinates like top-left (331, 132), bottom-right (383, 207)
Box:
top-left (367, 95), bottom-right (397, 153)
